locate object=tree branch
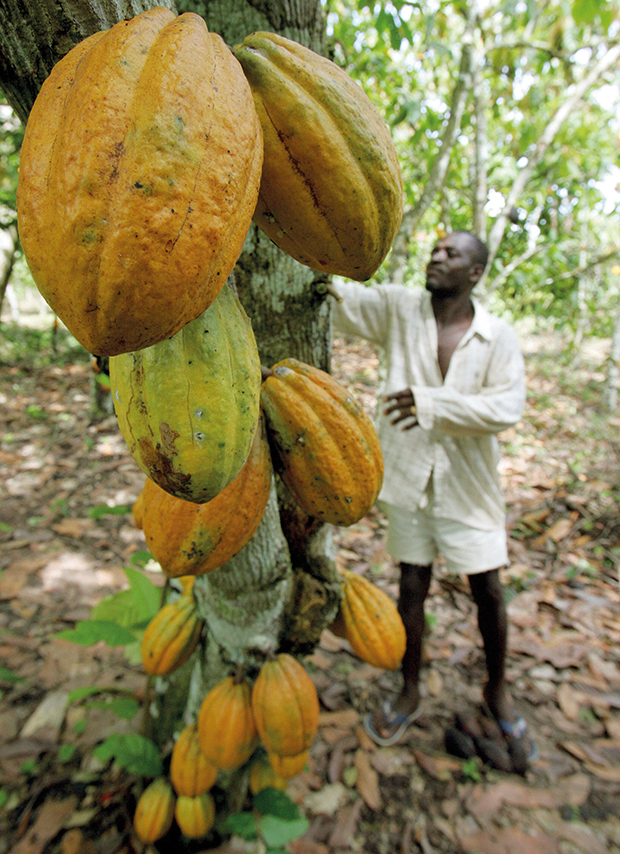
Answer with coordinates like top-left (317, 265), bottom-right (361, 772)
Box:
top-left (386, 16), bottom-right (477, 282)
top-left (477, 40), bottom-right (620, 293)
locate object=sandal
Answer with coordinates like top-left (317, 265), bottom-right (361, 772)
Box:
top-left (481, 701), bottom-right (539, 762)
top-left (363, 699), bottom-right (421, 747)
top-left (497, 715), bottom-right (540, 762)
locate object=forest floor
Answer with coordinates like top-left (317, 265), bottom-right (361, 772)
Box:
top-left (1, 318), bottom-right (620, 854)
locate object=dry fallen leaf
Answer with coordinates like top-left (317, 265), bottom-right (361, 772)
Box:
top-left (412, 747), bottom-right (461, 781)
top-left (51, 517), bottom-right (95, 538)
top-left (354, 748), bottom-right (381, 810)
top-left (556, 681), bottom-right (581, 720)
top-left (12, 796), bottom-right (78, 854)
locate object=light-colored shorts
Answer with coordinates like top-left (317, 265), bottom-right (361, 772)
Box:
top-left (377, 495), bottom-right (508, 576)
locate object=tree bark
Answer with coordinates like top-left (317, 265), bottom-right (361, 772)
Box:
top-left (0, 224), bottom-right (18, 319)
top-left (0, 0), bottom-right (176, 125)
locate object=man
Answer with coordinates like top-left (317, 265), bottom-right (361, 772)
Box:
top-left (332, 230), bottom-right (532, 752)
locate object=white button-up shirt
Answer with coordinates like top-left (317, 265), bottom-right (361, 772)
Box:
top-left (333, 283), bottom-right (526, 530)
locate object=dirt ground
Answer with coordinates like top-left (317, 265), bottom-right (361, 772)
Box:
top-left (1, 323), bottom-right (620, 854)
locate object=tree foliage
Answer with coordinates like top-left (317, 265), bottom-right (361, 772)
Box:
top-left (325, 0), bottom-right (620, 339)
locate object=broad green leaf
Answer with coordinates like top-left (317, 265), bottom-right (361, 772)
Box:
top-left (86, 697), bottom-right (140, 720)
top-left (89, 503), bottom-right (132, 519)
top-left (93, 734), bottom-right (162, 777)
top-left (92, 566), bottom-right (159, 629)
top-left (130, 550), bottom-right (154, 567)
top-left (221, 811), bottom-right (258, 840)
top-left (259, 815), bottom-right (309, 849)
top-left (254, 788), bottom-right (302, 820)
top-left (57, 620), bottom-right (136, 647)
top-left (68, 685), bottom-right (103, 703)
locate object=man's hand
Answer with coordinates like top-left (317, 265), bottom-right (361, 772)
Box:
top-left (383, 389), bottom-right (418, 430)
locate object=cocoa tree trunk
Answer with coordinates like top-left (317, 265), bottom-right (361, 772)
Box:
top-left (0, 0), bottom-right (341, 818)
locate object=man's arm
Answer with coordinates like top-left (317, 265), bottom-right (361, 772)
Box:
top-left (413, 332), bottom-right (526, 436)
top-left (331, 282), bottom-right (390, 346)
top-left (384, 331), bottom-right (526, 436)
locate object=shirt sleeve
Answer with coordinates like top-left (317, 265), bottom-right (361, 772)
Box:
top-left (332, 282), bottom-right (390, 347)
top-left (413, 329), bottom-right (526, 437)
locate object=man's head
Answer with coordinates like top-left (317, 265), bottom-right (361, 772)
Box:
top-left (425, 231), bottom-right (488, 297)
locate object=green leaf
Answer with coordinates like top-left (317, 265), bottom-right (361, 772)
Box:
top-left (57, 620), bottom-right (136, 647)
top-left (259, 815), bottom-right (309, 849)
top-left (93, 734), bottom-right (162, 777)
top-left (58, 743), bottom-right (77, 763)
top-left (86, 697), bottom-right (140, 720)
top-left (68, 685), bottom-right (103, 703)
top-left (92, 566), bottom-right (159, 629)
top-left (93, 373), bottom-right (111, 389)
top-left (253, 788), bottom-right (302, 820)
top-left (89, 503), bottom-right (132, 519)
top-left (0, 666), bottom-right (22, 683)
top-left (221, 811), bottom-right (258, 840)
top-left (130, 550), bottom-right (154, 567)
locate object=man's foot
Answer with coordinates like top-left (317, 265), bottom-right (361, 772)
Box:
top-left (481, 686), bottom-right (539, 764)
top-left (363, 698), bottom-right (421, 746)
top-left (482, 682), bottom-right (515, 724)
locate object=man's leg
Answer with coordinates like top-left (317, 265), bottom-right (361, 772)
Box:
top-left (467, 568), bottom-right (515, 723)
top-left (367, 561), bottom-right (432, 740)
top-left (396, 561), bottom-right (432, 714)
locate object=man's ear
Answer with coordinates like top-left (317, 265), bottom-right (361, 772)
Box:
top-left (469, 263), bottom-right (483, 284)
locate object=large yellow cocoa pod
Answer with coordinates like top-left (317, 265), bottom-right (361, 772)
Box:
top-left (170, 724), bottom-right (218, 797)
top-left (249, 754), bottom-right (287, 794)
top-left (251, 653), bottom-right (319, 757)
top-left (233, 32), bottom-right (402, 281)
top-left (197, 675), bottom-right (258, 770)
top-left (140, 589), bottom-right (203, 676)
top-left (260, 358), bottom-right (383, 526)
top-left (110, 283), bottom-right (261, 504)
top-left (174, 792), bottom-right (215, 839)
top-left (268, 750), bottom-right (309, 780)
top-left (17, 8), bottom-right (263, 356)
top-left (133, 777), bottom-right (175, 844)
top-left (136, 415), bottom-right (272, 577)
top-left (339, 568), bottom-right (406, 671)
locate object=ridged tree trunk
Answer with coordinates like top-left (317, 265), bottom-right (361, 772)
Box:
top-left (0, 0), bottom-right (341, 819)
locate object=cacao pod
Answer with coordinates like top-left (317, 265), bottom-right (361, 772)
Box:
top-left (233, 32), bottom-right (402, 281)
top-left (260, 358), bottom-right (383, 525)
top-left (110, 283), bottom-right (261, 504)
top-left (136, 415), bottom-right (272, 577)
top-left (17, 7), bottom-right (263, 356)
top-left (251, 653), bottom-right (319, 757)
top-left (339, 568), bottom-right (406, 670)
top-left (198, 675), bottom-right (258, 770)
top-left (268, 749), bottom-right (309, 780)
top-left (249, 754), bottom-right (287, 794)
top-left (133, 777), bottom-right (175, 844)
top-left (132, 489), bottom-right (145, 531)
top-left (174, 792), bottom-right (215, 839)
top-left (170, 724), bottom-right (218, 797)
top-left (141, 589), bottom-right (203, 676)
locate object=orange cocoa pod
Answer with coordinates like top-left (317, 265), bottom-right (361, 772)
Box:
top-left (198, 675), bottom-right (258, 770)
top-left (252, 653), bottom-right (319, 757)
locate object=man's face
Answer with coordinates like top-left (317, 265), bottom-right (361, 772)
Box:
top-left (425, 233), bottom-right (480, 296)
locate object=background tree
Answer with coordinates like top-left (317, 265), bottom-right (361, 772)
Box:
top-left (327, 0), bottom-right (620, 360)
